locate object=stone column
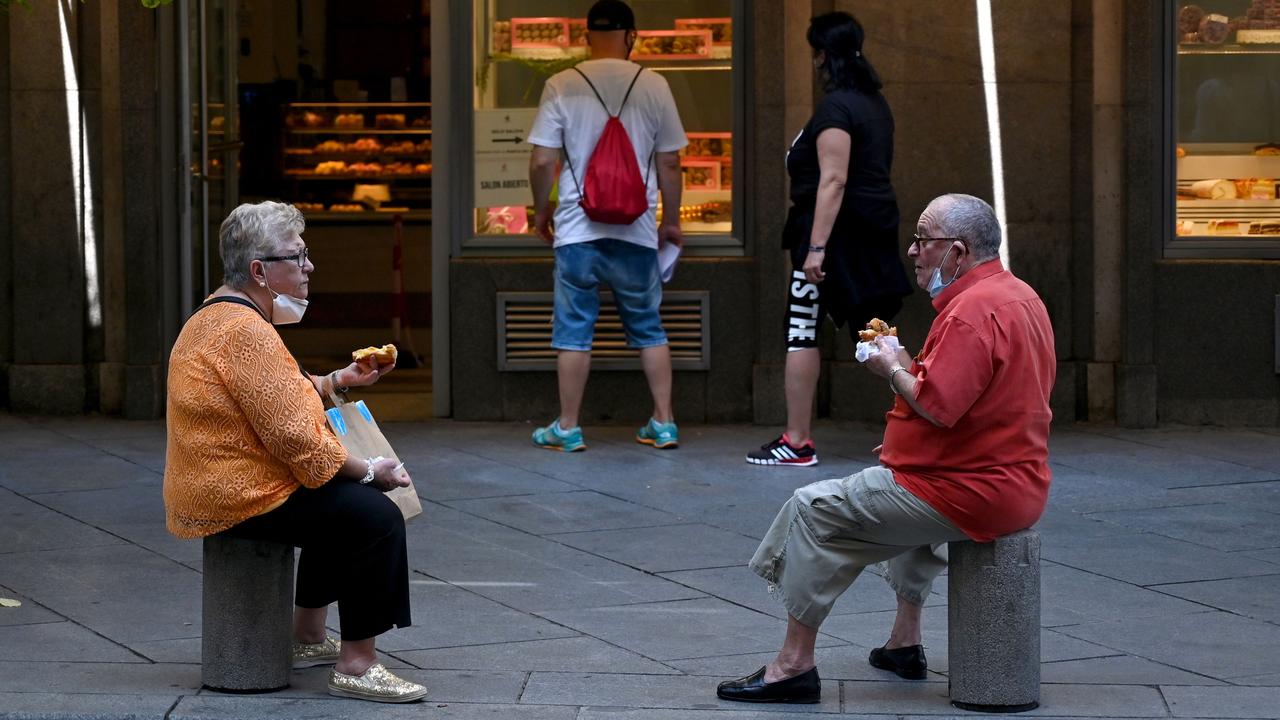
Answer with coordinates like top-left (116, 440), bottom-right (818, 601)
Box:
top-left (96, 0), bottom-right (128, 414)
top-left (948, 530), bottom-right (1042, 712)
top-left (0, 7), bottom-right (12, 409)
top-left (7, 0), bottom-right (91, 413)
top-left (201, 535), bottom-right (294, 692)
top-left (1117, 0), bottom-right (1159, 428)
top-left (1089, 0), bottom-right (1125, 422)
top-left (751, 0), bottom-right (822, 425)
top-left (120, 1), bottom-right (168, 420)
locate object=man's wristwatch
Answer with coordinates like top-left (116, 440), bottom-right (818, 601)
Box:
top-left (888, 365), bottom-right (909, 395)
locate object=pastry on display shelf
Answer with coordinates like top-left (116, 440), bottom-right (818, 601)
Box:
top-left (285, 111), bottom-right (329, 128)
top-left (347, 162), bottom-right (383, 175)
top-left (329, 203), bottom-right (364, 212)
top-left (1176, 219), bottom-right (1197, 235)
top-left (414, 163), bottom-right (432, 175)
top-left (314, 140), bottom-right (346, 154)
top-left (293, 202), bottom-right (324, 213)
top-left (335, 113), bottom-right (365, 128)
top-left (1249, 220), bottom-right (1280, 234)
top-left (375, 114), bottom-right (407, 129)
top-left (313, 161), bottom-right (347, 175)
top-left (349, 137), bottom-right (383, 152)
top-left (1197, 13), bottom-right (1230, 44)
top-left (1191, 178), bottom-right (1237, 199)
top-left (1207, 219), bottom-right (1245, 234)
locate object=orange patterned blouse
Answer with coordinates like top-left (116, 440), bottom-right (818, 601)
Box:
top-left (163, 301), bottom-right (347, 539)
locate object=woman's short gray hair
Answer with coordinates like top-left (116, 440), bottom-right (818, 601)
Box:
top-left (935, 194), bottom-right (1001, 262)
top-left (219, 201), bottom-right (306, 287)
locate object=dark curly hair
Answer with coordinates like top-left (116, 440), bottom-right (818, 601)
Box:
top-left (807, 11), bottom-right (882, 93)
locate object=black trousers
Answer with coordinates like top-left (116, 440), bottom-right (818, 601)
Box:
top-left (223, 479), bottom-right (411, 641)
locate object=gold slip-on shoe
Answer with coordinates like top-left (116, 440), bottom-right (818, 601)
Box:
top-left (292, 635), bottom-right (341, 668)
top-left (327, 663), bottom-right (428, 703)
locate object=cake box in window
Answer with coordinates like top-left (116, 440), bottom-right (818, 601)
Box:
top-left (511, 18), bottom-right (571, 58)
top-left (674, 18), bottom-right (732, 59)
top-left (681, 159), bottom-right (721, 191)
top-left (682, 132), bottom-right (733, 160)
top-left (567, 18), bottom-right (589, 56)
top-left (631, 30), bottom-right (713, 60)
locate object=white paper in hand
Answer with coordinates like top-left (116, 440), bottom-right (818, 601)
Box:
top-left (659, 241), bottom-right (681, 284)
top-left (855, 335), bottom-right (901, 363)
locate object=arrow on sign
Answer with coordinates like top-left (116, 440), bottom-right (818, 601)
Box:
top-left (493, 136), bottom-right (525, 144)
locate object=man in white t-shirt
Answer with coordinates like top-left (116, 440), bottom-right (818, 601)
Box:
top-left (526, 0), bottom-right (687, 453)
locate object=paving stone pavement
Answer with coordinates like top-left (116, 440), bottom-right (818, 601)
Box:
top-left (2, 412), bottom-right (1280, 719)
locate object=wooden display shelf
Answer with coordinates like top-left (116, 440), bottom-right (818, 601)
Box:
top-left (285, 172), bottom-right (433, 180)
top-left (287, 128), bottom-right (432, 135)
top-left (285, 152), bottom-right (432, 161)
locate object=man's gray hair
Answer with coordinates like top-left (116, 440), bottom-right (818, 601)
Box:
top-left (219, 201), bottom-right (306, 287)
top-left (934, 194), bottom-right (1001, 261)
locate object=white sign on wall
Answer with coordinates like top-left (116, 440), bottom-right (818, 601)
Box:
top-left (474, 108), bottom-right (539, 207)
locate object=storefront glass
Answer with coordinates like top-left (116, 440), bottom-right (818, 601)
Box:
top-left (1173, 1), bottom-right (1280, 254)
top-left (470, 0), bottom-right (737, 241)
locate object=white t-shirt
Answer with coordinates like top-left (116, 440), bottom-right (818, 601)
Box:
top-left (528, 58), bottom-right (687, 249)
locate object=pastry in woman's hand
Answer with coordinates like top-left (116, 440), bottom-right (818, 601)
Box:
top-left (352, 343), bottom-right (398, 365)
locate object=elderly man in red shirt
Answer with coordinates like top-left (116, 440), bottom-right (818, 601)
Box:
top-left (717, 193), bottom-right (1055, 705)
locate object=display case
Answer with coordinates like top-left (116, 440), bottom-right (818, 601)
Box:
top-left (282, 102), bottom-right (432, 220)
top-left (1170, 0), bottom-right (1280, 255)
top-left (470, 0), bottom-right (739, 245)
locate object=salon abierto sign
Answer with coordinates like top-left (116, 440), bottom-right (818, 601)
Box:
top-left (475, 108), bottom-right (538, 206)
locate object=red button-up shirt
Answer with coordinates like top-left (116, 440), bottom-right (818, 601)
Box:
top-left (880, 260), bottom-right (1056, 542)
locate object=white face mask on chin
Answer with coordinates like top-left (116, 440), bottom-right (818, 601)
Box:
top-left (927, 245), bottom-right (962, 298)
top-left (262, 280), bottom-right (308, 325)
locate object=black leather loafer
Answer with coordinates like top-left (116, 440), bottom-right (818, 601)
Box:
top-left (868, 644), bottom-right (927, 679)
top-left (716, 666), bottom-right (820, 704)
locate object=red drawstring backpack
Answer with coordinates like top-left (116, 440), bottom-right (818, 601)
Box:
top-left (563, 66), bottom-right (652, 225)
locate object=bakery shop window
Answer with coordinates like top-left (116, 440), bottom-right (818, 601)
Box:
top-left (1175, 1), bottom-right (1280, 251)
top-left (471, 0), bottom-right (738, 243)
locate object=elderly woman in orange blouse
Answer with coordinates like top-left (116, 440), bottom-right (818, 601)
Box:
top-left (163, 201), bottom-right (426, 704)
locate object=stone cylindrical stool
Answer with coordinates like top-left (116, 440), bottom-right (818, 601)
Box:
top-left (947, 529), bottom-right (1040, 713)
top-left (201, 535), bottom-right (295, 692)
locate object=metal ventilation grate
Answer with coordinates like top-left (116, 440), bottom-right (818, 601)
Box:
top-left (497, 291), bottom-right (710, 371)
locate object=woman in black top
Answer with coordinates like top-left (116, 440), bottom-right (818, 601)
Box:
top-left (745, 11), bottom-right (911, 468)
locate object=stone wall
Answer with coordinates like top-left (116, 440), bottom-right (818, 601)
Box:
top-left (7, 1), bottom-right (90, 413)
top-left (823, 1), bottom-right (1079, 422)
top-left (2, 2), bottom-right (167, 417)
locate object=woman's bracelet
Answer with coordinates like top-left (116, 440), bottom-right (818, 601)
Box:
top-left (329, 370), bottom-right (349, 395)
top-left (807, 245), bottom-right (826, 253)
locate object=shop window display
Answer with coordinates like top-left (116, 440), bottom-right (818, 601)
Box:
top-left (1174, 0), bottom-right (1280, 251)
top-left (472, 0), bottom-right (736, 240)
top-left (282, 103), bottom-right (433, 219)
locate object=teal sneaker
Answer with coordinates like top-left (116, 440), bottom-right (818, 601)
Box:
top-left (531, 419), bottom-right (586, 452)
top-left (636, 418), bottom-right (679, 449)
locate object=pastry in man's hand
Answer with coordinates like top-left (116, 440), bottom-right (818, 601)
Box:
top-left (857, 318), bottom-right (898, 343)
top-left (352, 343), bottom-right (398, 365)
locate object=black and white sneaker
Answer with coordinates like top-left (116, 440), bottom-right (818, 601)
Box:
top-left (746, 434), bottom-right (818, 467)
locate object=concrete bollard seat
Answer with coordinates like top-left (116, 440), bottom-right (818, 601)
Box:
top-left (201, 535), bottom-right (295, 693)
top-left (947, 529), bottom-right (1041, 713)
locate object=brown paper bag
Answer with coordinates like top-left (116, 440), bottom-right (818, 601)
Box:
top-left (324, 392), bottom-right (423, 521)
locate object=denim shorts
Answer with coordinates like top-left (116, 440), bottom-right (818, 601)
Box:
top-left (552, 238), bottom-right (667, 352)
